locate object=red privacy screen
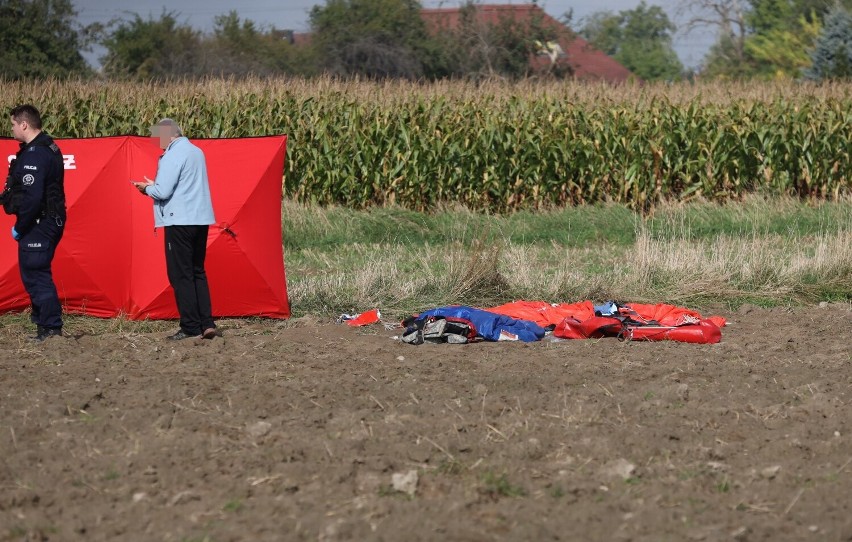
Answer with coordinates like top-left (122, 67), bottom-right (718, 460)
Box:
top-left (0, 135), bottom-right (290, 319)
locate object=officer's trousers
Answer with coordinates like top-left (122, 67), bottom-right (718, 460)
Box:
top-left (164, 225), bottom-right (215, 336)
top-left (18, 217), bottom-right (64, 330)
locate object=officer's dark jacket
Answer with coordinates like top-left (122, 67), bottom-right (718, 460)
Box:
top-left (9, 132), bottom-right (66, 236)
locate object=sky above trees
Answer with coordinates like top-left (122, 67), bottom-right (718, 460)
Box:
top-left (71, 0), bottom-right (716, 68)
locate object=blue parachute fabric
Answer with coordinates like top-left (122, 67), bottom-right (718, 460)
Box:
top-left (416, 306), bottom-right (546, 342)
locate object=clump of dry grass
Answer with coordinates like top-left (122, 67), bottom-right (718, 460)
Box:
top-left (628, 226), bottom-right (852, 304)
top-left (288, 238), bottom-right (509, 318)
top-left (443, 239), bottom-right (507, 305)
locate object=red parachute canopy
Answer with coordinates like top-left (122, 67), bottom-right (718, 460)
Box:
top-left (487, 300), bottom-right (725, 343)
top-left (0, 135), bottom-right (290, 319)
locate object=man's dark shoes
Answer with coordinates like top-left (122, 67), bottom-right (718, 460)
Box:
top-left (202, 327), bottom-right (219, 340)
top-left (167, 330), bottom-right (200, 341)
top-left (33, 326), bottom-right (62, 341)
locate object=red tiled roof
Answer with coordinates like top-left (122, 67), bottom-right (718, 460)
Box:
top-left (421, 4), bottom-right (634, 83)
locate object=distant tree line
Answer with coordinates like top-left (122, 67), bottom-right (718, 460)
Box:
top-left (2, 0), bottom-right (852, 82)
top-left (0, 0), bottom-right (572, 81)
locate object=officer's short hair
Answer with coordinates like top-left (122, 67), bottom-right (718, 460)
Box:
top-left (10, 104), bottom-right (42, 130)
top-left (153, 118), bottom-right (182, 137)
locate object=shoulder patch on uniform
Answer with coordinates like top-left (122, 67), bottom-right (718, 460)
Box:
top-left (23, 164), bottom-right (37, 170)
top-left (22, 174), bottom-right (35, 186)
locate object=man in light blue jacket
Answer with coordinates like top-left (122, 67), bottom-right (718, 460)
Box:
top-left (132, 118), bottom-right (218, 340)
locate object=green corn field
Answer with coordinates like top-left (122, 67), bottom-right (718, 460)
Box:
top-left (2, 77), bottom-right (851, 212)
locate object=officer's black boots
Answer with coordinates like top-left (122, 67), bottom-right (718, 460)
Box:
top-left (164, 328), bottom-right (220, 341)
top-left (166, 330), bottom-right (199, 341)
top-left (33, 326), bottom-right (62, 341)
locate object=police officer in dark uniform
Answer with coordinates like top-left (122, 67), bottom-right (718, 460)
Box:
top-left (3, 105), bottom-right (67, 340)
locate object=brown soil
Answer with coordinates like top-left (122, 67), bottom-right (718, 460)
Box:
top-left (1, 304), bottom-right (851, 542)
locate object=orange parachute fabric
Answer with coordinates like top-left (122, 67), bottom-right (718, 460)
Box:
top-left (486, 300), bottom-right (597, 328)
top-left (486, 301), bottom-right (726, 344)
top-left (620, 302), bottom-right (726, 329)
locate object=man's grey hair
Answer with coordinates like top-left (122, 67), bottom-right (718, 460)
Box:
top-left (156, 118), bottom-right (182, 136)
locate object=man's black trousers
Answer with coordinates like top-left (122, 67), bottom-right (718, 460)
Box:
top-left (18, 217), bottom-right (64, 330)
top-left (164, 225), bottom-right (215, 336)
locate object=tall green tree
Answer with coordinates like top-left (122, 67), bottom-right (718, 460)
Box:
top-left (684, 0), bottom-right (852, 78)
top-left (581, 11), bottom-right (624, 56)
top-left (743, 0), bottom-right (822, 77)
top-left (309, 0), bottom-right (431, 79)
top-left (202, 11), bottom-right (309, 76)
top-left (746, 12), bottom-right (820, 77)
top-left (805, 4), bottom-right (852, 79)
top-left (581, 2), bottom-right (683, 81)
top-left (100, 10), bottom-right (202, 79)
top-left (0, 0), bottom-right (92, 79)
